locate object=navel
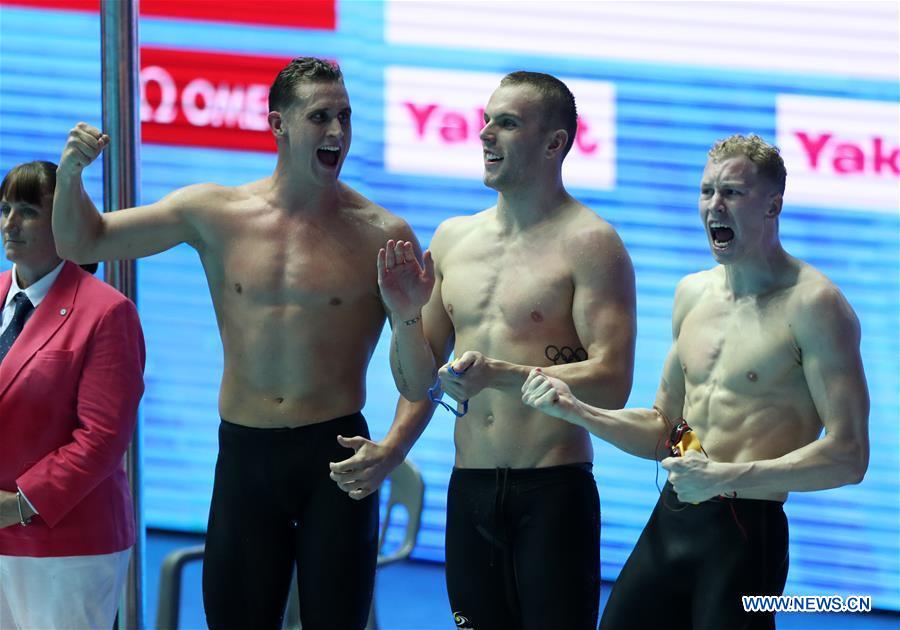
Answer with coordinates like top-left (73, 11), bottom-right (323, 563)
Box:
top-left (274, 397), bottom-right (284, 404)
top-left (447, 303), bottom-right (454, 315)
top-left (330, 297), bottom-right (342, 306)
top-left (530, 310), bottom-right (543, 323)
top-left (234, 283), bottom-right (242, 294)
top-left (746, 371), bottom-right (758, 382)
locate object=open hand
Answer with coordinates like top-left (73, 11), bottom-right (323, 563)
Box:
top-left (329, 435), bottom-right (402, 500)
top-left (378, 239), bottom-right (435, 320)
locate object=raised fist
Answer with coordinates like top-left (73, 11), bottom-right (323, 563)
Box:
top-left (58, 122), bottom-right (110, 177)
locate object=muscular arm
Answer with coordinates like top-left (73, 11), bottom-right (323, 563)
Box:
top-left (704, 286), bottom-right (869, 495)
top-left (523, 274), bottom-right (698, 459)
top-left (330, 226), bottom-right (453, 499)
top-left (524, 343), bottom-right (681, 460)
top-left (386, 222), bottom-right (454, 400)
top-left (484, 226), bottom-right (636, 407)
top-left (383, 274), bottom-right (454, 445)
top-left (53, 122), bottom-right (201, 263)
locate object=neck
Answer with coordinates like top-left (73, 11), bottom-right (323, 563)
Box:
top-left (722, 241), bottom-right (791, 296)
top-left (269, 158), bottom-right (341, 214)
top-left (495, 170), bottom-right (569, 232)
top-left (14, 258), bottom-right (61, 289)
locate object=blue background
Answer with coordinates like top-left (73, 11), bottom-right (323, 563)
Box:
top-left (1, 0), bottom-right (897, 611)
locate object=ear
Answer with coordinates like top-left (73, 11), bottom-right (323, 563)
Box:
top-left (268, 111), bottom-right (284, 138)
top-left (767, 193), bottom-right (783, 218)
top-left (545, 129), bottom-right (568, 159)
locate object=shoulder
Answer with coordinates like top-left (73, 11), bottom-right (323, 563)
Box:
top-left (672, 268), bottom-right (715, 333)
top-left (675, 268), bottom-right (714, 304)
top-left (564, 205), bottom-right (628, 260)
top-left (790, 264), bottom-right (859, 341)
top-left (159, 182), bottom-right (235, 211)
top-left (431, 210), bottom-right (487, 257)
top-left (373, 203), bottom-right (414, 239)
top-left (560, 205), bottom-right (634, 292)
top-left (338, 184), bottom-right (415, 239)
top-left (74, 269), bottom-right (139, 319)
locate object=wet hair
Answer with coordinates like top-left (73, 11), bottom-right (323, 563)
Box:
top-left (708, 134), bottom-right (787, 195)
top-left (499, 71), bottom-right (578, 158)
top-left (268, 57), bottom-right (343, 113)
top-left (1, 160), bottom-right (97, 274)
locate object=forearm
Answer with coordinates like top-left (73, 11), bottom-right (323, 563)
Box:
top-left (565, 402), bottom-right (670, 460)
top-left (52, 170), bottom-right (103, 262)
top-left (389, 315), bottom-right (438, 401)
top-left (17, 423), bottom-right (134, 525)
top-left (379, 396), bottom-right (438, 462)
top-left (489, 358), bottom-right (631, 409)
top-left (719, 434), bottom-right (867, 496)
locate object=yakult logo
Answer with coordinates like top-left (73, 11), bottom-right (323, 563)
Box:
top-left (139, 48), bottom-right (293, 153)
top-left (793, 133), bottom-right (898, 175)
top-left (385, 67), bottom-right (615, 189)
top-left (776, 95), bottom-right (899, 213)
top-left (404, 103), bottom-right (601, 155)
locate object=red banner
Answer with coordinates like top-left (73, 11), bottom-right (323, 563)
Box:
top-left (0, 0), bottom-right (337, 30)
top-left (140, 47), bottom-right (294, 153)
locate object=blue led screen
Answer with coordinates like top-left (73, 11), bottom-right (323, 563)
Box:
top-left (1, 0), bottom-right (898, 611)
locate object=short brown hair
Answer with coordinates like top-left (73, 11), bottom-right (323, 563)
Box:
top-left (268, 57), bottom-right (343, 113)
top-left (708, 134), bottom-right (786, 194)
top-left (499, 71), bottom-right (578, 158)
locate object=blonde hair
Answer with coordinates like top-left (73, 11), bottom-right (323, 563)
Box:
top-left (708, 134), bottom-right (786, 194)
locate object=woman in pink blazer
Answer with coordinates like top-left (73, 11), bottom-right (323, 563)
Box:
top-left (0, 161), bottom-right (145, 629)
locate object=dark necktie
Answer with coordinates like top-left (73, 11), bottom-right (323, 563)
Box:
top-left (0, 292), bottom-right (35, 365)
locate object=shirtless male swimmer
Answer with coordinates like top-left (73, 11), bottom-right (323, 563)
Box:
top-left (342, 71), bottom-right (637, 629)
top-left (522, 134), bottom-right (870, 630)
top-left (52, 58), bottom-right (423, 630)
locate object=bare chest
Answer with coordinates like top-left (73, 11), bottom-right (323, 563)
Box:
top-left (205, 212), bottom-right (380, 308)
top-left (678, 298), bottom-right (803, 394)
top-left (440, 244), bottom-right (573, 335)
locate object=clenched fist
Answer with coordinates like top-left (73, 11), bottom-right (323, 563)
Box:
top-left (521, 368), bottom-right (579, 423)
top-left (58, 122), bottom-right (109, 177)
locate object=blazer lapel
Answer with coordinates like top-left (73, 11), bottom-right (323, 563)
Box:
top-left (0, 272), bottom-right (10, 308)
top-left (0, 262), bottom-right (80, 400)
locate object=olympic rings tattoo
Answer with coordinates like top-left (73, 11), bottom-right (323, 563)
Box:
top-left (545, 345), bottom-right (588, 364)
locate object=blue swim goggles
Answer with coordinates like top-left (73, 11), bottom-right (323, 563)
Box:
top-left (428, 364), bottom-right (469, 417)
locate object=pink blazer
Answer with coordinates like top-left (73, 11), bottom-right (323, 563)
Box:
top-left (0, 262), bottom-right (145, 557)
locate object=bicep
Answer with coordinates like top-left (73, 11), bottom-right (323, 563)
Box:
top-left (653, 343), bottom-right (685, 423)
top-left (797, 296), bottom-right (869, 442)
top-left (572, 244), bottom-right (637, 371)
top-left (91, 189), bottom-right (202, 261)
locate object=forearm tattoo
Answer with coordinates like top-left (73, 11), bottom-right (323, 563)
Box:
top-left (394, 335), bottom-right (409, 391)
